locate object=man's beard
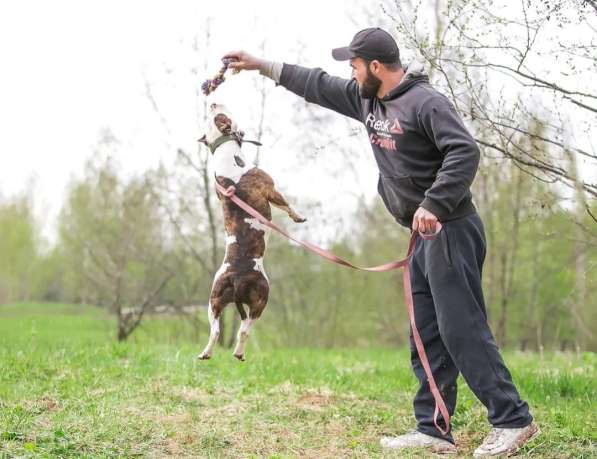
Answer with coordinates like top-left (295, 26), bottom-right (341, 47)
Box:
top-left (359, 67), bottom-right (382, 99)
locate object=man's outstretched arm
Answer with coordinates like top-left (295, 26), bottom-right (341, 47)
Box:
top-left (224, 51), bottom-right (362, 121)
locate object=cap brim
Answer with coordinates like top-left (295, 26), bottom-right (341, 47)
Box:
top-left (331, 47), bottom-right (356, 61)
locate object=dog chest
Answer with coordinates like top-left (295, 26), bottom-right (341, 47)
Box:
top-left (212, 143), bottom-right (255, 183)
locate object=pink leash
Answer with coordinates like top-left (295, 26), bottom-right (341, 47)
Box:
top-left (215, 182), bottom-right (451, 435)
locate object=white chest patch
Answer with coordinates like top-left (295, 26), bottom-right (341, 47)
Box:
top-left (212, 142), bottom-right (254, 183)
top-left (222, 233), bottom-right (236, 260)
top-left (253, 257), bottom-right (269, 282)
top-left (215, 234), bottom-right (236, 279)
top-left (244, 217), bottom-right (269, 233)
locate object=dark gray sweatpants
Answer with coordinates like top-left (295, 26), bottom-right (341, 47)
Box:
top-left (408, 213), bottom-right (532, 443)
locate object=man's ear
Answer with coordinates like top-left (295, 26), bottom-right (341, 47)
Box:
top-left (369, 60), bottom-right (381, 74)
top-left (198, 134), bottom-right (208, 145)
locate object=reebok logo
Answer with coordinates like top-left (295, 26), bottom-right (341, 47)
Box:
top-left (390, 118), bottom-right (403, 134)
top-left (365, 113), bottom-right (403, 135)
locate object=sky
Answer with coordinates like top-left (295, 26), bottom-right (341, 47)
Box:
top-left (0, 0), bottom-right (379, 242)
top-left (0, 0), bottom-right (595, 243)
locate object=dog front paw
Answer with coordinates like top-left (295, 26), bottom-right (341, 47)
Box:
top-left (197, 353), bottom-right (211, 360)
top-left (233, 353), bottom-right (246, 362)
top-left (292, 215), bottom-right (307, 223)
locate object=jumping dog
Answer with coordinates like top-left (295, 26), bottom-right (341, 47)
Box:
top-left (197, 103), bottom-right (306, 361)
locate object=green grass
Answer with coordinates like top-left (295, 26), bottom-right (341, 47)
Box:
top-left (0, 303), bottom-right (595, 458)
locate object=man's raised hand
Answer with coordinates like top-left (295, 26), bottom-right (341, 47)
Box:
top-left (223, 51), bottom-right (263, 72)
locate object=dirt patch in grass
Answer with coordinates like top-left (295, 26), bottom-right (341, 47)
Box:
top-left (296, 390), bottom-right (335, 411)
top-left (173, 386), bottom-right (211, 404)
top-left (158, 412), bottom-right (193, 426)
top-left (21, 396), bottom-right (61, 414)
top-left (295, 445), bottom-right (354, 459)
top-left (39, 396), bottom-right (60, 412)
top-left (454, 427), bottom-right (485, 451)
top-left (160, 437), bottom-right (184, 457)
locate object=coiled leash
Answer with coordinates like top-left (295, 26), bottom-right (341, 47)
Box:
top-left (214, 180), bottom-right (451, 436)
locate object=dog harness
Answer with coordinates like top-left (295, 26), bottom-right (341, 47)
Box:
top-left (207, 133), bottom-right (262, 155)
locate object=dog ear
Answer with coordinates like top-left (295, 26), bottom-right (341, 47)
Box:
top-left (214, 113), bottom-right (232, 135)
top-left (198, 134), bottom-right (207, 145)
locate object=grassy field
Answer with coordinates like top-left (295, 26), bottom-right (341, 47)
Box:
top-left (0, 303), bottom-right (595, 458)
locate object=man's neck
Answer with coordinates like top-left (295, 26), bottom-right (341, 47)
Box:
top-left (377, 68), bottom-right (405, 99)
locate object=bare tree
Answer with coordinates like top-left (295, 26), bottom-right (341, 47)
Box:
top-left (382, 0), bottom-right (597, 205)
top-left (59, 139), bottom-right (174, 341)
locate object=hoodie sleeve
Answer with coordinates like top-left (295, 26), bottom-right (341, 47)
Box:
top-left (418, 95), bottom-right (480, 219)
top-left (279, 64), bottom-right (362, 121)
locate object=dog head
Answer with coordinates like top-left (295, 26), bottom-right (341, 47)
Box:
top-left (198, 103), bottom-right (242, 146)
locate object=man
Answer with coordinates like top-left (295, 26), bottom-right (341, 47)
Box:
top-left (223, 27), bottom-right (539, 457)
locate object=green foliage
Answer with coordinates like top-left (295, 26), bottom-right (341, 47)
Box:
top-left (0, 195), bottom-right (44, 303)
top-left (473, 140), bottom-right (597, 351)
top-left (50, 154), bottom-right (177, 341)
top-left (1, 125), bottom-right (595, 350)
top-left (57, 156), bottom-right (171, 307)
top-left (257, 199), bottom-right (412, 348)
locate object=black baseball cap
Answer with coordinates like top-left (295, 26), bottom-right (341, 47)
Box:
top-left (332, 27), bottom-right (399, 63)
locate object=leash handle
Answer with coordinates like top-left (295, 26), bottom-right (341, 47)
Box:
top-left (216, 181), bottom-right (450, 435)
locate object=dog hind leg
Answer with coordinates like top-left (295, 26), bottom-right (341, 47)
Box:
top-left (198, 271), bottom-right (234, 360)
top-left (235, 300), bottom-right (247, 320)
top-left (268, 188), bottom-right (306, 223)
top-left (233, 313), bottom-right (254, 362)
top-left (232, 301), bottom-right (249, 360)
top-left (233, 288), bottom-right (267, 361)
top-left (198, 303), bottom-right (220, 360)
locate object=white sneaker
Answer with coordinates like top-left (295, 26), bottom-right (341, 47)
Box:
top-left (473, 422), bottom-right (540, 457)
top-left (380, 430), bottom-right (457, 454)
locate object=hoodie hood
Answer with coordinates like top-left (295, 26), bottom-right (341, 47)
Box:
top-left (382, 59), bottom-right (429, 101)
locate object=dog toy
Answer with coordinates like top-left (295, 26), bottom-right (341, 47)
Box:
top-left (201, 58), bottom-right (239, 96)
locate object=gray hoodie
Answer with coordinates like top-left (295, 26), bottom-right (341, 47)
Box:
top-left (278, 61), bottom-right (479, 228)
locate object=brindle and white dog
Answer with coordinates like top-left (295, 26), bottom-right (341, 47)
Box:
top-left (197, 103), bottom-right (305, 361)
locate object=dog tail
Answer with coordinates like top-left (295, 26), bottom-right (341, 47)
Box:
top-left (232, 277), bottom-right (246, 308)
top-left (235, 301), bottom-right (247, 320)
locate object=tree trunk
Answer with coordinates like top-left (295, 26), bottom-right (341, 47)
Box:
top-left (497, 166), bottom-right (523, 348)
top-left (484, 167), bottom-right (497, 317)
top-left (526, 236), bottom-right (540, 351)
top-left (117, 320), bottom-right (129, 342)
top-left (116, 306), bottom-right (130, 342)
top-left (574, 223), bottom-right (586, 354)
top-left (570, 150), bottom-right (588, 353)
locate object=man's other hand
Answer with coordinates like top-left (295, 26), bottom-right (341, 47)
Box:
top-left (412, 207), bottom-right (439, 234)
top-left (223, 51), bottom-right (263, 71)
